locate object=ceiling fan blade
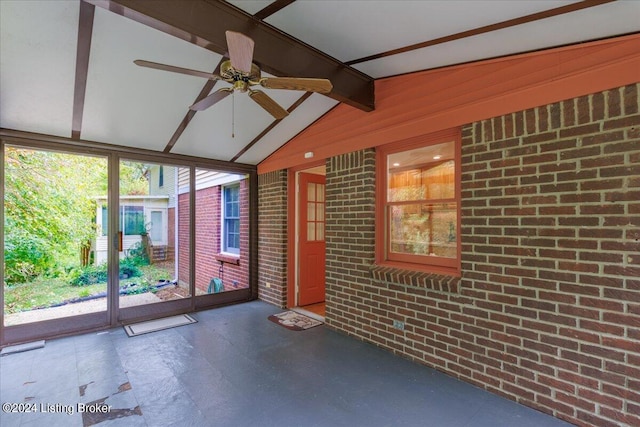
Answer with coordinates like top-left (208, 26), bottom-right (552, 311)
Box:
top-left (134, 60), bottom-right (220, 81)
top-left (189, 88), bottom-right (232, 111)
top-left (225, 31), bottom-right (255, 74)
top-left (260, 77), bottom-right (333, 93)
top-left (249, 90), bottom-right (288, 119)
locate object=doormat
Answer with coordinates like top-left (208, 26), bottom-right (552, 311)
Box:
top-left (268, 311), bottom-right (323, 331)
top-left (124, 314), bottom-right (197, 337)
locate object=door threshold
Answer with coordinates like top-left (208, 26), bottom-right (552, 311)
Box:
top-left (1, 340), bottom-right (45, 355)
top-left (291, 307), bottom-right (325, 322)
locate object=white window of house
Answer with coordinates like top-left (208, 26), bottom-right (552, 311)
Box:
top-left (101, 205), bottom-right (108, 236)
top-left (100, 205), bottom-right (145, 236)
top-left (222, 184), bottom-right (240, 255)
top-left (123, 206), bottom-right (145, 235)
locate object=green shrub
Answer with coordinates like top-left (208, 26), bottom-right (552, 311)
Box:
top-left (69, 264), bottom-right (106, 286)
top-left (4, 228), bottom-right (54, 284)
top-left (119, 257), bottom-right (143, 276)
top-left (69, 258), bottom-right (142, 286)
top-left (126, 242), bottom-right (149, 266)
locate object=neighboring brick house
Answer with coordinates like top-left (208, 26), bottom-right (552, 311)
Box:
top-left (99, 165), bottom-right (251, 295)
top-left (172, 168), bottom-right (250, 294)
top-left (257, 36), bottom-right (639, 427)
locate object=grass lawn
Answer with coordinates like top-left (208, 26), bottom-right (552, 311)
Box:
top-left (4, 264), bottom-right (173, 314)
top-left (4, 278), bottom-right (106, 314)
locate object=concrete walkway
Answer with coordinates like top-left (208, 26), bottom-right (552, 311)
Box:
top-left (4, 293), bottom-right (161, 326)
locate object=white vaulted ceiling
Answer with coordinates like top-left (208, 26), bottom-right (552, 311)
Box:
top-left (1, 0), bottom-right (638, 166)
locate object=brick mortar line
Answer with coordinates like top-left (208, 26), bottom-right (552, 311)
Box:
top-left (467, 122), bottom-right (637, 151)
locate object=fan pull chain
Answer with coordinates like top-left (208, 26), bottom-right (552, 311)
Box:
top-left (231, 91), bottom-right (235, 138)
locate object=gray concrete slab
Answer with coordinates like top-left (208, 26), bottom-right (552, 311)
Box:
top-left (0, 301), bottom-right (574, 426)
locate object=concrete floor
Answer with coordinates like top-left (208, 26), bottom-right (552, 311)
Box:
top-left (0, 301), bottom-right (573, 427)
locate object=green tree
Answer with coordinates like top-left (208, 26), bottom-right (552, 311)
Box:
top-left (4, 150), bottom-right (152, 284)
top-left (4, 148), bottom-right (106, 283)
top-left (120, 161), bottom-right (149, 196)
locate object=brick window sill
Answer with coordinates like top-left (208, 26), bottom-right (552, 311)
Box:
top-left (370, 264), bottom-right (461, 293)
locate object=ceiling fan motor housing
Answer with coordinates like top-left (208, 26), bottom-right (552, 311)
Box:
top-left (221, 60), bottom-right (261, 92)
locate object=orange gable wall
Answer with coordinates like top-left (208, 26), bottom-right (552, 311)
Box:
top-left (258, 34), bottom-right (640, 174)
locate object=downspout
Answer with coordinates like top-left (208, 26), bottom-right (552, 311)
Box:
top-left (174, 167), bottom-right (179, 283)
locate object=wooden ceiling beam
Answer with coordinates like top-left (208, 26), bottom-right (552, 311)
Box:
top-left (254, 0), bottom-right (296, 20)
top-left (346, 0), bottom-right (617, 65)
top-left (71, 1), bottom-right (96, 140)
top-left (87, 0), bottom-right (374, 112)
top-left (231, 91), bottom-right (312, 162)
top-left (163, 59), bottom-right (226, 154)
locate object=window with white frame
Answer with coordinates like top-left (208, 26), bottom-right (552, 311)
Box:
top-left (100, 205), bottom-right (145, 236)
top-left (222, 184), bottom-right (240, 255)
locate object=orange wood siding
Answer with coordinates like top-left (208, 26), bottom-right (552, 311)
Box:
top-left (258, 34), bottom-right (640, 174)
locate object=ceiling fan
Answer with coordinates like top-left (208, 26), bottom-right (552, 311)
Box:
top-left (134, 31), bottom-right (333, 120)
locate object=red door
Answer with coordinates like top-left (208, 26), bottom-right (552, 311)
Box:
top-left (298, 173), bottom-right (326, 306)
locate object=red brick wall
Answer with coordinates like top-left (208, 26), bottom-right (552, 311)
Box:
top-left (257, 84), bottom-right (640, 427)
top-left (458, 84), bottom-right (638, 427)
top-left (257, 170), bottom-right (288, 307)
top-left (194, 186), bottom-right (220, 292)
top-left (177, 179), bottom-right (249, 293)
top-left (233, 178), bottom-right (249, 291)
top-left (177, 193), bottom-right (190, 287)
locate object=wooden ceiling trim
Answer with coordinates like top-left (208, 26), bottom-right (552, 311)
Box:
top-left (259, 34), bottom-right (639, 174)
top-left (87, 0), bottom-right (374, 112)
top-left (345, 0), bottom-right (616, 66)
top-left (230, 91), bottom-right (312, 162)
top-left (71, 1), bottom-right (96, 140)
top-left (375, 37), bottom-right (632, 118)
top-left (300, 38), bottom-right (633, 146)
top-left (164, 111), bottom-right (196, 153)
top-left (0, 128), bottom-right (256, 174)
top-left (254, 0), bottom-right (296, 20)
top-left (164, 59), bottom-right (225, 153)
